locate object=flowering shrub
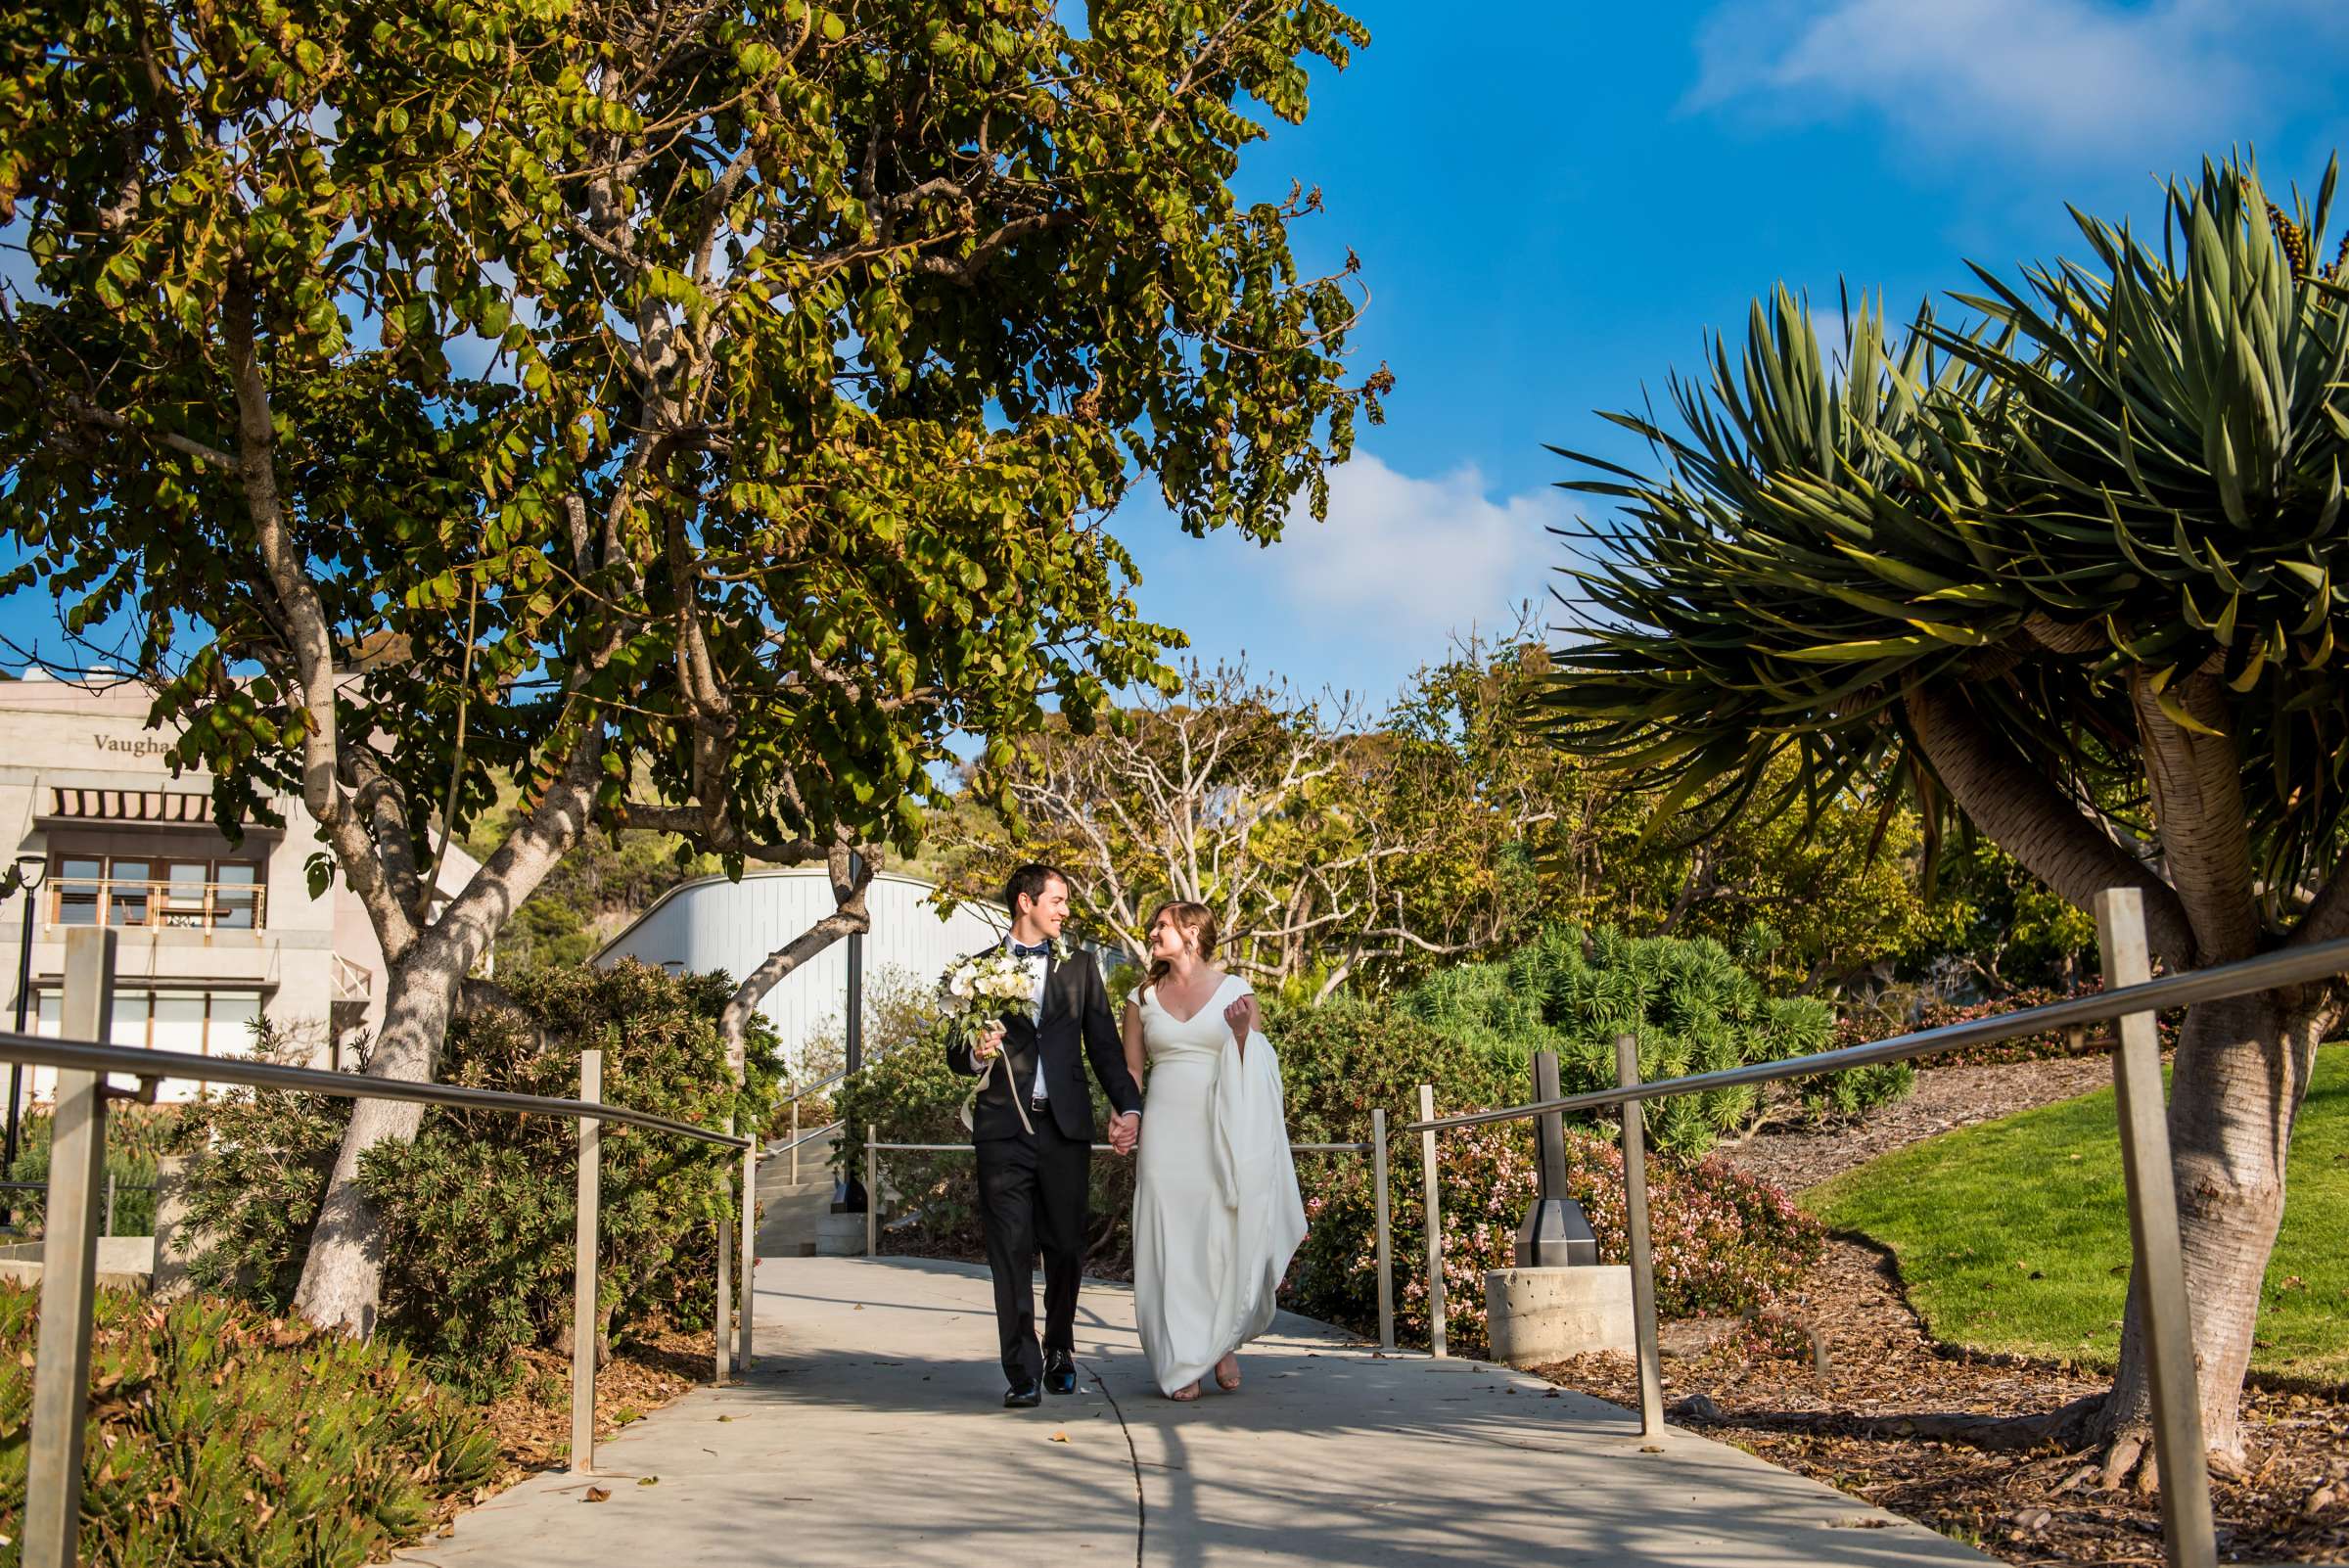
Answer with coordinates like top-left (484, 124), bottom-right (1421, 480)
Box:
top-left (1287, 1118), bottom-right (1822, 1358)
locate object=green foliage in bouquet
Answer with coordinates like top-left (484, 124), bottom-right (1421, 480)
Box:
top-left (0, 1283), bottom-right (498, 1566)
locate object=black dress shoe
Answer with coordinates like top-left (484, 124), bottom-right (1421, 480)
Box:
top-left (1004, 1378), bottom-right (1042, 1408)
top-left (1043, 1349), bottom-right (1078, 1396)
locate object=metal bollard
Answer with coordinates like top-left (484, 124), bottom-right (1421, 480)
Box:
top-left (570, 1047), bottom-right (602, 1475)
top-left (714, 1115), bottom-right (732, 1384)
top-left (737, 1134), bottom-right (755, 1373)
top-left (1372, 1107), bottom-right (1395, 1353)
top-left (1615, 1034), bottom-right (1665, 1438)
top-left (1419, 1084), bottom-right (1446, 1358)
top-left (25, 927), bottom-right (115, 1568)
top-left (2094, 889), bottom-right (2217, 1568)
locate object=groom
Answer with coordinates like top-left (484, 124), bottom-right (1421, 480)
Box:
top-left (945, 863), bottom-right (1144, 1407)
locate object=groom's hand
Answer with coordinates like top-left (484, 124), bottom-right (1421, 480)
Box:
top-left (1109, 1111), bottom-right (1140, 1156)
top-left (973, 1022), bottom-right (1005, 1063)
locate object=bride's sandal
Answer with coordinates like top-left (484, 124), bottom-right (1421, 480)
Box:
top-left (1169, 1382), bottom-right (1201, 1403)
top-left (1214, 1355), bottom-right (1241, 1392)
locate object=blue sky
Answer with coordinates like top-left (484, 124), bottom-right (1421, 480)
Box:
top-left (1128, 0), bottom-right (2349, 706)
top-left (11, 0), bottom-right (2349, 715)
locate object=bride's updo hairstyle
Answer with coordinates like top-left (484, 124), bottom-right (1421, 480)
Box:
top-left (1145, 900), bottom-right (1220, 992)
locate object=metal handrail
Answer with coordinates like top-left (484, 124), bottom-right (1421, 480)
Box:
top-left (1401, 931), bottom-right (2349, 1136)
top-left (0, 1030), bottom-right (752, 1149)
top-left (773, 1119), bottom-right (844, 1158)
top-left (777, 1066), bottom-right (855, 1111)
top-left (0, 928), bottom-right (762, 1568)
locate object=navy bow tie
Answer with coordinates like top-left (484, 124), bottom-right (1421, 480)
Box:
top-left (1010, 941), bottom-right (1053, 959)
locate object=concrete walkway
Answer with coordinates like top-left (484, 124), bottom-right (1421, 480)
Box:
top-left (404, 1256), bottom-right (1994, 1567)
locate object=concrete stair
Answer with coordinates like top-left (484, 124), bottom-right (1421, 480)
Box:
top-left (756, 1126), bottom-right (844, 1258)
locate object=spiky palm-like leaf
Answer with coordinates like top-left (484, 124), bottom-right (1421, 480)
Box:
top-left (1537, 156), bottom-right (2349, 938)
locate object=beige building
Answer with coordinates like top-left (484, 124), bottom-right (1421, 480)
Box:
top-left (0, 670), bottom-right (475, 1102)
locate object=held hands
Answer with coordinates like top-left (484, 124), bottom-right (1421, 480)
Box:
top-left (1109, 1111), bottom-right (1141, 1157)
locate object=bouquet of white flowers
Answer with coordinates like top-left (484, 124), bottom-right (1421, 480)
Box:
top-left (934, 948), bottom-right (1041, 1051)
top-left (939, 946), bottom-right (1053, 1133)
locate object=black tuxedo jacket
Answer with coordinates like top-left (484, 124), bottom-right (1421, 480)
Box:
top-left (945, 945), bottom-right (1143, 1143)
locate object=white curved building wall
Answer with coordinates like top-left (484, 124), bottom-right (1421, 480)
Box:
top-left (592, 869), bottom-right (1013, 1072)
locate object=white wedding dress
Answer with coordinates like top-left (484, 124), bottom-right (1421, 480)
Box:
top-left (1130, 974), bottom-right (1308, 1396)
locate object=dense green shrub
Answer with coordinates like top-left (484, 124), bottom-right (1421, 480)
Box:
top-left (1399, 926), bottom-right (1850, 1152)
top-left (179, 961), bottom-right (777, 1384)
top-left (3, 1104), bottom-right (179, 1237)
top-left (1288, 1119), bottom-right (1824, 1358)
top-left (0, 1282), bottom-right (499, 1566)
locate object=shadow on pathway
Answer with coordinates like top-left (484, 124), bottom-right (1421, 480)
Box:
top-left (401, 1255), bottom-right (1996, 1567)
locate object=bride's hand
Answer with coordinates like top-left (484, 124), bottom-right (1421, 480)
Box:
top-left (1222, 992), bottom-right (1260, 1041)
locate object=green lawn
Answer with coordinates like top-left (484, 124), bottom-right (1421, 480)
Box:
top-left (1808, 1043), bottom-right (2349, 1386)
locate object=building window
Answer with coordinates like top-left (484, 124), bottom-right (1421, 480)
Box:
top-left (48, 855), bottom-right (265, 931)
top-left (34, 989), bottom-right (264, 1102)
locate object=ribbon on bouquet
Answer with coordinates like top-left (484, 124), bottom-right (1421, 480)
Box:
top-left (957, 1032), bottom-right (1036, 1136)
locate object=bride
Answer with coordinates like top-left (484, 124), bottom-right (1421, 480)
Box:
top-left (1124, 900), bottom-right (1308, 1401)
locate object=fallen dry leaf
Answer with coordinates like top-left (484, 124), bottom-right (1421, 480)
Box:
top-left (1048, 1431), bottom-right (1069, 1443)
top-left (582, 1487), bottom-right (611, 1503)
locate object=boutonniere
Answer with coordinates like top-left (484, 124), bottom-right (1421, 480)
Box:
top-left (1051, 935), bottom-right (1075, 963)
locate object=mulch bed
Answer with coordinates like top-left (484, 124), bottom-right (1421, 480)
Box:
top-left (416, 1321), bottom-right (714, 1537)
top-left (1528, 1057), bottom-right (2349, 1565)
top-left (1727, 1053), bottom-right (2118, 1193)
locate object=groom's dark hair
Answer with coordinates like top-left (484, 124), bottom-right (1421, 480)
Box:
top-left (1003, 862), bottom-right (1069, 917)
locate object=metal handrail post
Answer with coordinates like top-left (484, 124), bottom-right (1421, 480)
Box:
top-left (26, 927), bottom-right (114, 1568)
top-left (2095, 889), bottom-right (2217, 1568)
top-left (864, 1124), bottom-right (878, 1258)
top-left (790, 1098), bottom-right (800, 1185)
top-left (1372, 1107), bottom-right (1394, 1353)
top-left (737, 1134), bottom-right (755, 1372)
top-left (714, 1115), bottom-right (732, 1384)
top-left (103, 1173), bottom-right (115, 1239)
top-left (569, 1048), bottom-right (602, 1475)
top-left (1419, 1084), bottom-right (1446, 1359)
top-left (1615, 1034), bottom-right (1665, 1438)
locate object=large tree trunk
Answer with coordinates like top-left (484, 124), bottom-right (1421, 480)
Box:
top-left (289, 949), bottom-right (469, 1334)
top-left (2092, 988), bottom-right (2332, 1480)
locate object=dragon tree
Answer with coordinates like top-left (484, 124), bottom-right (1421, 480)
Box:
top-left (1538, 156), bottom-right (2349, 1483)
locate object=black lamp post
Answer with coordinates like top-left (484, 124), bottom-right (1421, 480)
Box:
top-left (5, 852), bottom-right (45, 1223)
top-left (835, 850), bottom-right (868, 1215)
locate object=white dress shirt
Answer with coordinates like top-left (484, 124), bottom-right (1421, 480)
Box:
top-left (1006, 939), bottom-right (1050, 1101)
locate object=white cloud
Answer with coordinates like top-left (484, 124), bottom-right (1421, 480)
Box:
top-left (1259, 454), bottom-right (1566, 645)
top-left (1688, 0), bottom-right (2330, 163)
